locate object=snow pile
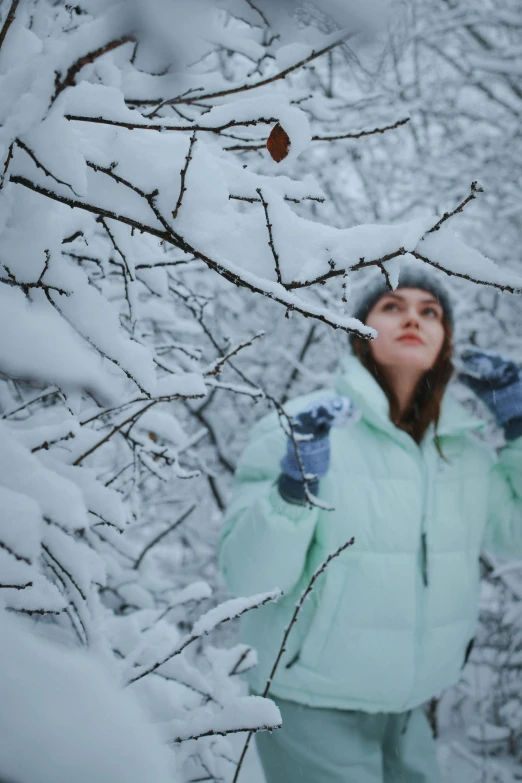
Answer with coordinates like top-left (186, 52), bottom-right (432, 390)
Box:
top-left (0, 613), bottom-right (176, 783)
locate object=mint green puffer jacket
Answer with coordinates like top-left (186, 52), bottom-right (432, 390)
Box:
top-left (219, 354), bottom-right (522, 714)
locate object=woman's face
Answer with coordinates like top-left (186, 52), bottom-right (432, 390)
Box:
top-left (365, 287), bottom-right (446, 373)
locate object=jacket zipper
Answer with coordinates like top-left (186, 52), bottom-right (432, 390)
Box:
top-left (421, 530), bottom-right (429, 587)
top-left (410, 440), bottom-right (433, 706)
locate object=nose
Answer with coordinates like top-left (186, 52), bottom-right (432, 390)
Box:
top-left (402, 308), bottom-right (420, 329)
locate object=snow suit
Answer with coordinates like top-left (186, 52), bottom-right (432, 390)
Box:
top-left (219, 353), bottom-right (522, 779)
top-left (255, 695), bottom-right (439, 783)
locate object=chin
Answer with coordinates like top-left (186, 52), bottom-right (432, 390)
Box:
top-left (395, 353), bottom-right (434, 371)
top-left (378, 345), bottom-right (435, 371)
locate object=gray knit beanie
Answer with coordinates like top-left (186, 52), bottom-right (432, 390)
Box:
top-left (349, 267), bottom-right (454, 345)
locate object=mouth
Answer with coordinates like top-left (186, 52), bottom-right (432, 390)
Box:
top-left (397, 335), bottom-right (424, 344)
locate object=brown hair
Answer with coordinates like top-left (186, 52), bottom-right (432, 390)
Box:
top-left (351, 319), bottom-right (454, 450)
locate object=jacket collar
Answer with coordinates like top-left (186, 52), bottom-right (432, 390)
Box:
top-left (334, 353), bottom-right (484, 445)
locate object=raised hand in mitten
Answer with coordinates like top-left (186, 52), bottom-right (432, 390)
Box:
top-left (458, 348), bottom-right (522, 440)
top-left (278, 396), bottom-right (356, 503)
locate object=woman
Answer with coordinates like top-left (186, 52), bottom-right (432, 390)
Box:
top-left (219, 267), bottom-right (522, 783)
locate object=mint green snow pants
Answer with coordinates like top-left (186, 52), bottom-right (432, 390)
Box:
top-left (255, 695), bottom-right (440, 783)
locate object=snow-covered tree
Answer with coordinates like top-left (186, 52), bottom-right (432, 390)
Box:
top-left (1, 1), bottom-right (520, 781)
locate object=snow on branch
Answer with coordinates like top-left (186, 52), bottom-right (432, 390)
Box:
top-left (127, 590), bottom-right (282, 684)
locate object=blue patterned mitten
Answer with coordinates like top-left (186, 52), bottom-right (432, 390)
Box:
top-left (278, 396), bottom-right (355, 502)
top-left (458, 348), bottom-right (522, 440)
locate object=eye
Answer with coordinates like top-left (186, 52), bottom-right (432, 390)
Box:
top-left (423, 306), bottom-right (440, 318)
top-left (382, 302), bottom-right (398, 311)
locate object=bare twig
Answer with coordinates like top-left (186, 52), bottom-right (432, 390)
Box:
top-left (53, 35), bottom-right (134, 102)
top-left (424, 181), bottom-right (484, 235)
top-left (1, 260), bottom-right (69, 297)
top-left (172, 132), bottom-right (196, 220)
top-left (171, 722), bottom-right (282, 744)
top-left (144, 87), bottom-right (204, 119)
top-left (280, 324), bottom-right (318, 404)
top-left (98, 216), bottom-right (135, 280)
top-left (232, 538), bottom-right (356, 782)
top-left (42, 543), bottom-right (87, 601)
top-left (245, 0), bottom-right (269, 27)
top-left (229, 648), bottom-right (254, 676)
top-left (257, 188), bottom-right (282, 284)
top-left (2, 388), bottom-right (58, 419)
top-left (62, 230), bottom-right (84, 244)
top-left (65, 114), bottom-right (278, 134)
top-left (377, 262), bottom-right (393, 290)
top-left (10, 176), bottom-right (372, 335)
top-left (134, 505), bottom-right (196, 569)
top-left (16, 139), bottom-right (80, 195)
top-left (230, 194), bottom-right (324, 204)
top-left (31, 430), bottom-right (75, 453)
top-left (0, 141), bottom-right (14, 190)
top-left (225, 117), bottom-right (411, 151)
top-left (0, 539), bottom-right (31, 565)
top-left (126, 34), bottom-right (351, 106)
top-left (311, 117), bottom-right (410, 142)
top-left (127, 592), bottom-right (281, 685)
top-left (0, 581), bottom-right (32, 590)
top-left (74, 402), bottom-right (157, 465)
top-left (0, 0), bottom-right (19, 53)
top-left (204, 332), bottom-right (265, 377)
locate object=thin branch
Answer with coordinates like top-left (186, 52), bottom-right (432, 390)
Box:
top-left (245, 0), bottom-right (269, 27)
top-left (1, 388), bottom-right (58, 419)
top-left (172, 722), bottom-right (282, 744)
top-left (1, 260), bottom-right (69, 297)
top-left (0, 141), bottom-right (14, 190)
top-left (73, 401), bottom-right (157, 465)
top-left (11, 175), bottom-right (372, 335)
top-left (410, 249), bottom-right (522, 293)
top-left (229, 648), bottom-right (253, 676)
top-left (134, 505), bottom-right (196, 569)
top-left (10, 174), bottom-right (171, 242)
top-left (125, 34), bottom-right (351, 106)
top-left (204, 332), bottom-right (265, 377)
top-left (280, 324), bottom-right (318, 405)
top-left (98, 216), bottom-right (134, 280)
top-left (144, 87), bottom-right (204, 119)
top-left (257, 188), bottom-right (281, 284)
top-left (0, 539), bottom-right (31, 565)
top-left (425, 181), bottom-right (483, 235)
top-left (16, 139), bottom-right (80, 195)
top-left (65, 115), bottom-right (278, 134)
top-left (47, 290), bottom-right (149, 396)
top-left (225, 117), bottom-right (411, 151)
top-left (172, 132), bottom-right (196, 220)
top-left (62, 230), bottom-right (84, 244)
top-left (232, 538), bottom-right (355, 783)
top-left (127, 592), bottom-right (280, 685)
top-left (7, 606), bottom-right (64, 616)
top-left (31, 430), bottom-right (75, 453)
top-left (377, 261), bottom-right (392, 290)
top-left (230, 194), bottom-right (324, 204)
top-left (311, 117), bottom-right (410, 142)
top-left (0, 0), bottom-right (19, 53)
top-left (0, 581), bottom-right (33, 589)
top-left (53, 35), bottom-right (134, 102)
top-left (42, 543), bottom-right (87, 601)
